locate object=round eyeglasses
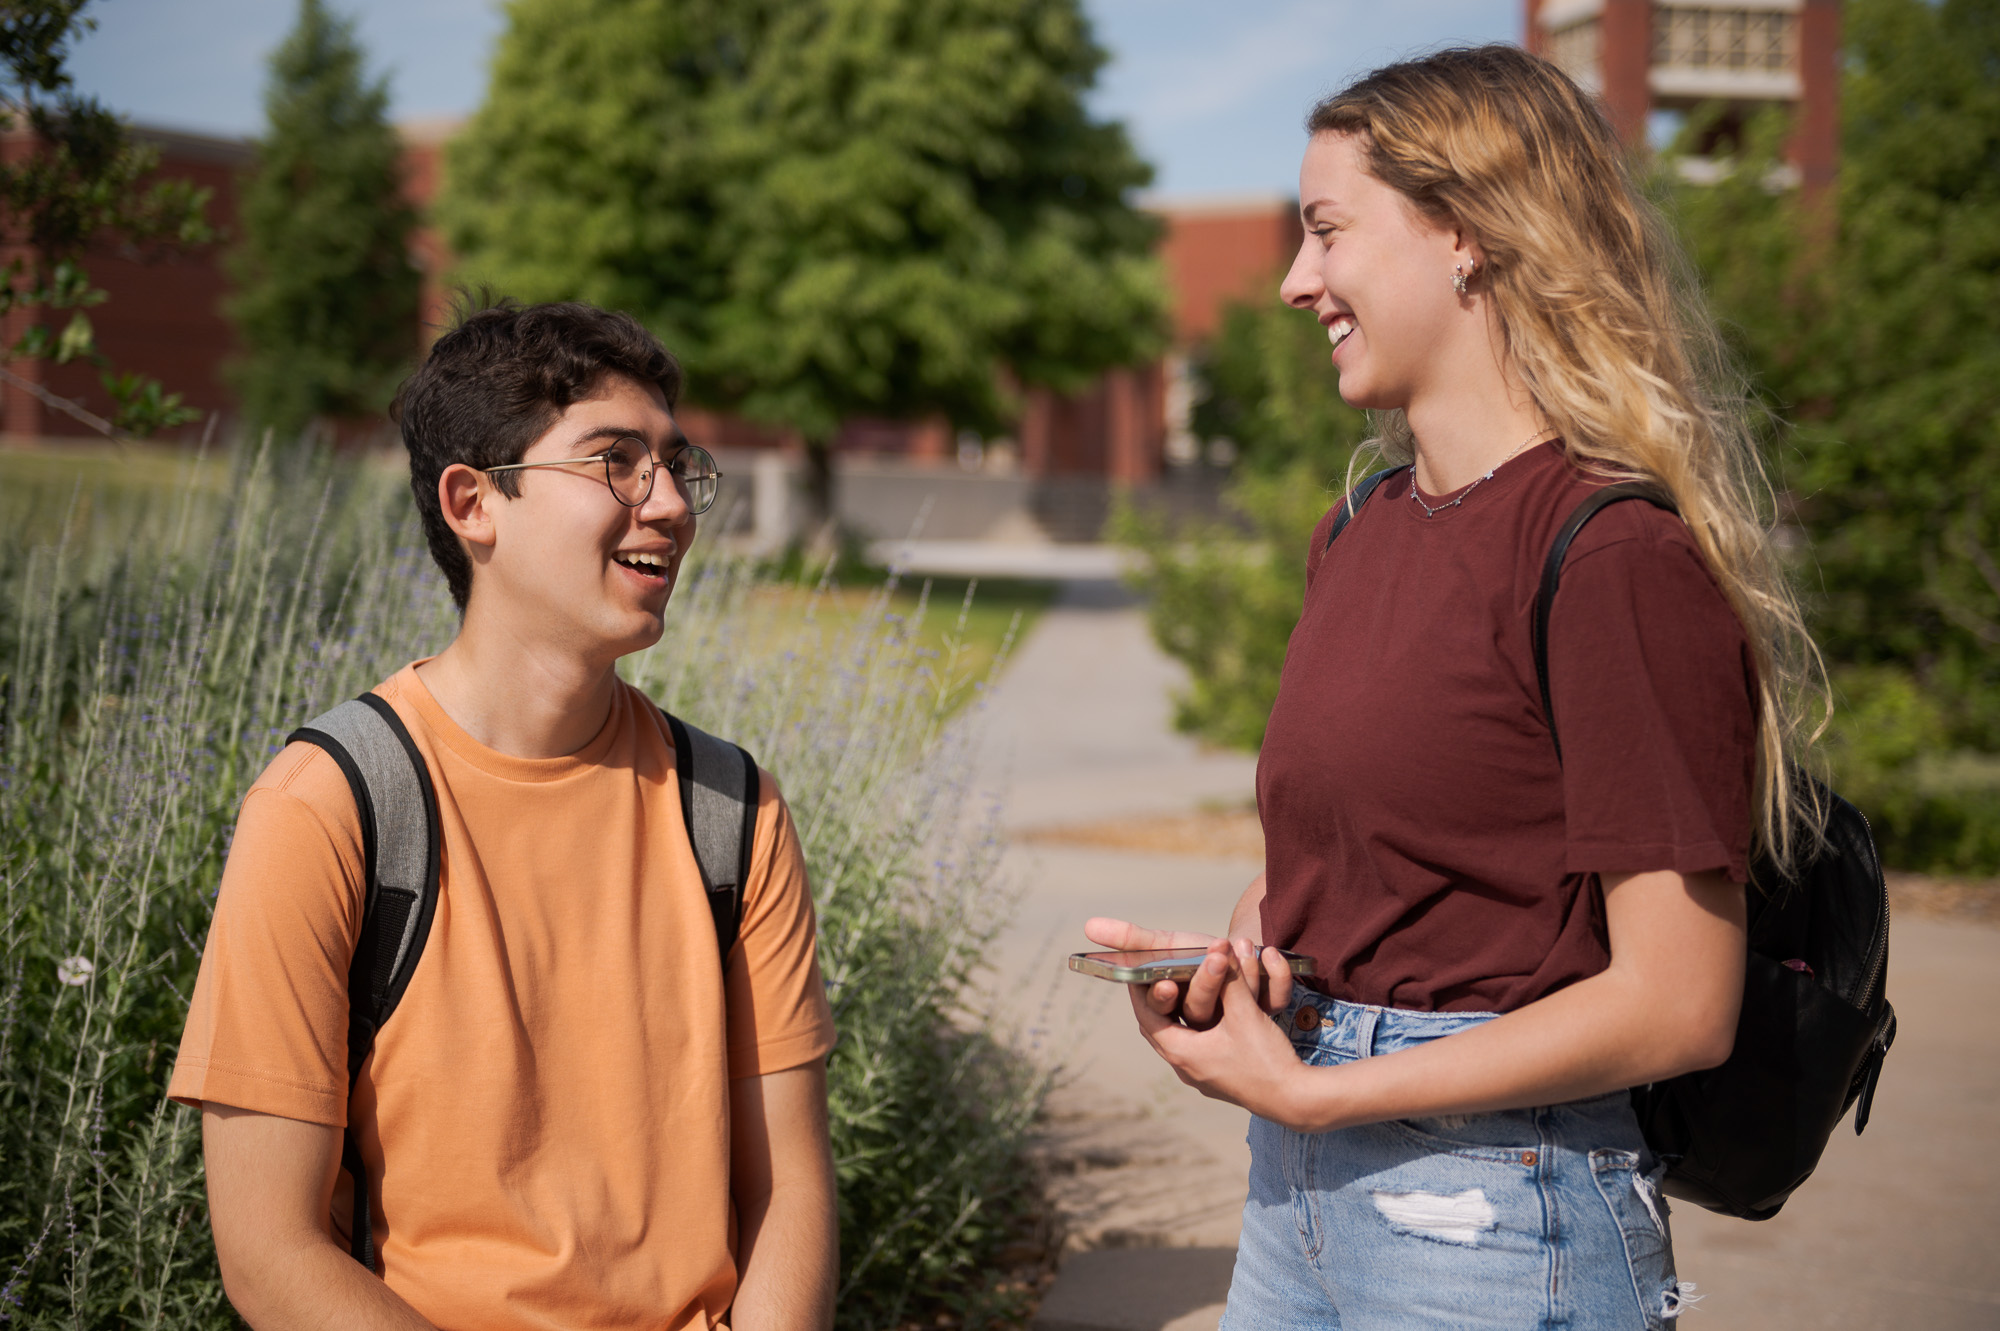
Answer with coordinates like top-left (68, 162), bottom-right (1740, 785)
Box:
top-left (480, 437), bottom-right (721, 515)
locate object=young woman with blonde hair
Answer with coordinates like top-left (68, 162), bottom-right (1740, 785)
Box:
top-left (1087, 44), bottom-right (1824, 1329)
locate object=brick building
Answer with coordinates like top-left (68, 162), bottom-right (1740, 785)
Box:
top-left (1525, 0), bottom-right (1842, 189)
top-left (5, 118), bottom-right (1303, 520)
top-left (0, 125), bottom-right (249, 439)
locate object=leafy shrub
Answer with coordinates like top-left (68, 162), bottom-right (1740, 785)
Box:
top-left (624, 564), bottom-right (1050, 1327)
top-left (1191, 286), bottom-right (1371, 479)
top-left (1113, 464), bottom-right (1343, 750)
top-left (0, 441), bottom-right (1043, 1329)
top-left (1825, 666), bottom-right (2000, 874)
top-left (1116, 291), bottom-right (1371, 752)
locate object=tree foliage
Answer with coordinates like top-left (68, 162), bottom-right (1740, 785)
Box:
top-left (1674, 0), bottom-right (2000, 745)
top-left (227, 0), bottom-right (420, 440)
top-left (0, 0), bottom-right (212, 434)
top-left (1665, 0), bottom-right (2000, 868)
top-left (440, 0), bottom-right (1168, 505)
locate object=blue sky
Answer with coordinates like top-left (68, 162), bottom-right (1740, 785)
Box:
top-left (70, 0), bottom-right (1521, 198)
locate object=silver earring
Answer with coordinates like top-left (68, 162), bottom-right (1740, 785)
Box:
top-left (1452, 262), bottom-right (1472, 297)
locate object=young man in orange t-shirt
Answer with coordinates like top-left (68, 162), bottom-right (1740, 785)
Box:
top-left (169, 301), bottom-right (838, 1330)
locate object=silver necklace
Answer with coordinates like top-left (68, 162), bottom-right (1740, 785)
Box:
top-left (1408, 430), bottom-right (1550, 518)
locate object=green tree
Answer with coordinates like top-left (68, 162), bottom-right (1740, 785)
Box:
top-left (441, 0), bottom-right (1168, 516)
top-left (0, 0), bottom-right (212, 435)
top-left (1650, 0), bottom-right (2000, 869)
top-left (227, 0), bottom-right (420, 440)
top-left (1675, 0), bottom-right (2000, 747)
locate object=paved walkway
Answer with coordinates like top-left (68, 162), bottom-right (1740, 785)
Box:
top-left (976, 580), bottom-right (2000, 1331)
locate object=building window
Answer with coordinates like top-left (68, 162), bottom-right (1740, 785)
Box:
top-left (1547, 18), bottom-right (1603, 91)
top-left (1653, 7), bottom-right (1799, 75)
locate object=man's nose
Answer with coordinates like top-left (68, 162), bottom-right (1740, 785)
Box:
top-left (637, 462), bottom-right (692, 525)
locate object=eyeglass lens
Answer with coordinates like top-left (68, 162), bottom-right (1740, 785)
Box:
top-left (603, 438), bottom-right (719, 515)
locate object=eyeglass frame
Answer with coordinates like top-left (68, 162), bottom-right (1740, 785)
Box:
top-left (476, 436), bottom-right (722, 515)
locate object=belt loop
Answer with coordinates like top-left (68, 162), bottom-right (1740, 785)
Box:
top-left (1353, 1006), bottom-right (1381, 1059)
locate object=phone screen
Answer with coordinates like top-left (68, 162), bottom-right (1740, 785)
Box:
top-left (1067, 946), bottom-right (1318, 983)
top-left (1079, 948), bottom-right (1210, 971)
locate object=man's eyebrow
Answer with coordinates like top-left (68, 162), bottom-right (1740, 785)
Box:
top-left (563, 425), bottom-right (656, 455)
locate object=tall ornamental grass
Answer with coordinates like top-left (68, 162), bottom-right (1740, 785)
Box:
top-left (0, 440), bottom-right (1044, 1330)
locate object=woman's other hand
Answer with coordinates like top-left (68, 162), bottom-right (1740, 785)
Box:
top-left (1128, 953), bottom-right (1314, 1125)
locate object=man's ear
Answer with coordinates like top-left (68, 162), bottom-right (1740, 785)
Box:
top-left (438, 463), bottom-right (500, 551)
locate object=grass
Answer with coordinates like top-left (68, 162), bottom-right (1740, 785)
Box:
top-left (0, 434), bottom-right (1052, 1331)
top-left (743, 575), bottom-right (1056, 711)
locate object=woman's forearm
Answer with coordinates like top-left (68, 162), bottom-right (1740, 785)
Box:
top-left (1227, 873), bottom-right (1266, 942)
top-left (1140, 868), bottom-right (1745, 1133)
top-left (1278, 960), bottom-right (1728, 1132)
top-left (1274, 867), bottom-right (1745, 1132)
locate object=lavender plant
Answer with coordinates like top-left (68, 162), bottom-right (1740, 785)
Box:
top-left (0, 442), bottom-right (1043, 1329)
top-left (628, 564), bottom-right (1047, 1328)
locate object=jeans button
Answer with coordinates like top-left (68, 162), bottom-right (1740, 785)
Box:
top-left (1294, 1007), bottom-right (1321, 1031)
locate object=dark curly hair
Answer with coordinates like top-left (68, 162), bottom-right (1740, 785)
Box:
top-left (391, 297), bottom-right (683, 610)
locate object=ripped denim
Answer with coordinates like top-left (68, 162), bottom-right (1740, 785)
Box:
top-left (1220, 992), bottom-right (1693, 1331)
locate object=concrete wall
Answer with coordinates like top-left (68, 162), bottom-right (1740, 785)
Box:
top-left (709, 447), bottom-right (1237, 551)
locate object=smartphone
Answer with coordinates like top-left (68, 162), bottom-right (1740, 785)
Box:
top-left (1068, 946), bottom-right (1318, 984)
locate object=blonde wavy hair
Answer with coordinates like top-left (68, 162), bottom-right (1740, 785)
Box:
top-left (1313, 45), bottom-right (1827, 873)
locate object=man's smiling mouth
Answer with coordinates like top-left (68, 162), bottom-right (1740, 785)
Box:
top-left (615, 551), bottom-right (671, 581)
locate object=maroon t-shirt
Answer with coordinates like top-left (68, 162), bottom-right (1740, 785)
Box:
top-left (1257, 442), bottom-right (1756, 1013)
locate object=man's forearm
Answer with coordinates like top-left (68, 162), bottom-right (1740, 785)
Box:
top-left (731, 1176), bottom-right (838, 1331)
top-left (221, 1233), bottom-right (435, 1331)
top-left (202, 1105), bottom-right (435, 1331)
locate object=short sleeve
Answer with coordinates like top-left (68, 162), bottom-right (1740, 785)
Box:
top-left (724, 772), bottom-right (836, 1080)
top-left (1546, 509), bottom-right (1758, 883)
top-left (168, 743), bottom-right (367, 1124)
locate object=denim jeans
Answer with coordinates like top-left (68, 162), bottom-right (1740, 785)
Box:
top-left (1220, 991), bottom-right (1688, 1330)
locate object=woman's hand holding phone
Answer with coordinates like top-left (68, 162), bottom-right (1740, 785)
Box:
top-left (1082, 917), bottom-right (1295, 1029)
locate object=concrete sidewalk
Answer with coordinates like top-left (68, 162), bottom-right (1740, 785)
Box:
top-left (978, 581), bottom-right (2000, 1331)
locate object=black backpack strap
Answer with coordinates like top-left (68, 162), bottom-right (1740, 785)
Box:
top-left (286, 693), bottom-right (441, 1273)
top-left (663, 710), bottom-right (758, 968)
top-left (1530, 482), bottom-right (1680, 763)
top-left (1322, 466), bottom-right (1409, 552)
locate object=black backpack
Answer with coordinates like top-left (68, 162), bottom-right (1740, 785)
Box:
top-left (286, 694), bottom-right (759, 1270)
top-left (1325, 469), bottom-right (1896, 1221)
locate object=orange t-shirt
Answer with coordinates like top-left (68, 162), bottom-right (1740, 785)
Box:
top-left (169, 665), bottom-right (836, 1331)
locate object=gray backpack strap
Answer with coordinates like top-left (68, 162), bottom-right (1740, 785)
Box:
top-left (285, 693), bottom-right (441, 1274)
top-left (662, 710), bottom-right (758, 967)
